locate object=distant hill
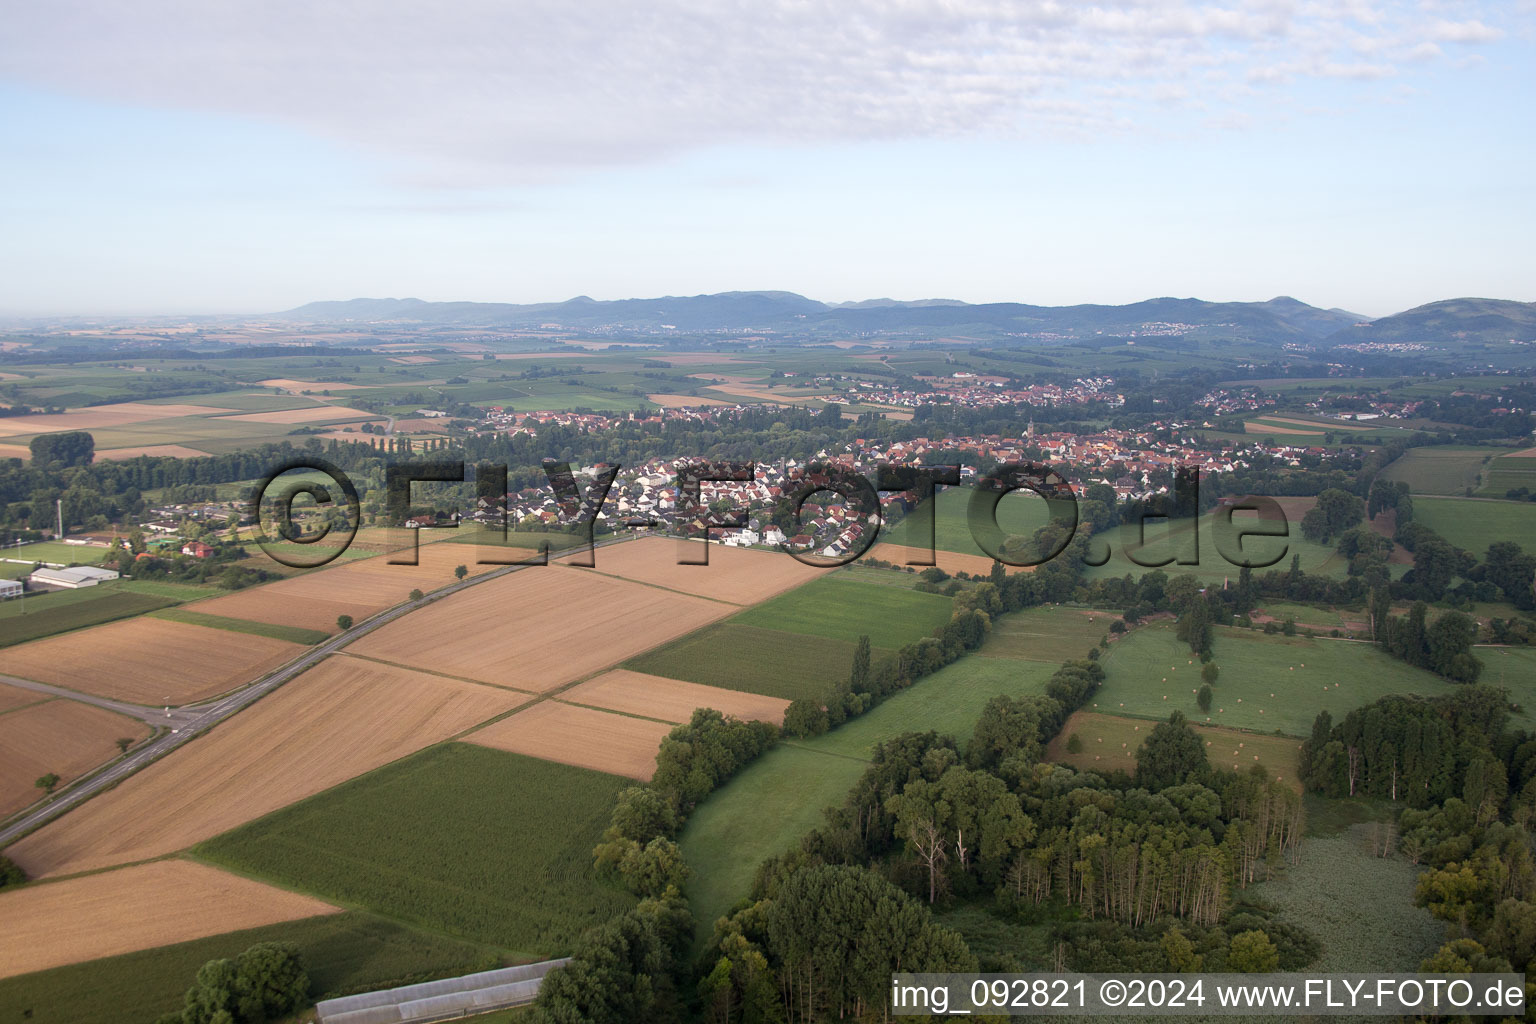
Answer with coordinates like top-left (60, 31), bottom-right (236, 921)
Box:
top-left (1326, 298), bottom-right (1536, 346)
top-left (278, 291), bottom-right (1535, 347)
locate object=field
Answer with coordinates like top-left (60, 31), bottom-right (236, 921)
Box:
top-left (463, 702), bottom-right (675, 780)
top-left (1047, 710), bottom-right (1304, 786)
top-left (561, 669), bottom-right (789, 725)
top-left (0, 401), bottom-right (238, 437)
top-left (219, 404), bottom-right (375, 424)
top-left (1252, 830), bottom-right (1444, 971)
top-left (147, 606), bottom-right (331, 644)
top-left (197, 745), bottom-right (635, 955)
top-left (865, 542), bottom-right (1024, 576)
top-left (1378, 447), bottom-right (1490, 495)
top-left (350, 565), bottom-right (732, 691)
top-left (731, 574), bottom-right (953, 649)
top-left (680, 745), bottom-right (868, 939)
top-left (979, 605), bottom-right (1117, 663)
top-left (1479, 646), bottom-right (1536, 692)
top-left (0, 701), bottom-right (150, 816)
top-left (0, 617), bottom-right (304, 704)
top-left (1479, 451), bottom-right (1536, 497)
top-left (6, 654), bottom-right (527, 878)
top-left (0, 912), bottom-right (500, 1024)
top-left (184, 540), bottom-right (498, 632)
top-left (1249, 600), bottom-right (1348, 629)
top-left (624, 622), bottom-right (880, 702)
top-left (881, 485), bottom-right (1052, 559)
top-left (0, 860), bottom-right (338, 980)
top-left (95, 444), bottom-right (212, 459)
top-left (1092, 622), bottom-right (1495, 737)
top-left (570, 536), bottom-right (827, 605)
top-left (0, 589), bottom-right (179, 647)
top-left (1, 540), bottom-right (111, 564)
top-left (1410, 496), bottom-right (1536, 556)
top-left (0, 681), bottom-right (42, 713)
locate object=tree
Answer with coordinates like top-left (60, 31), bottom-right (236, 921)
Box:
top-left (1066, 733), bottom-right (1084, 754)
top-left (782, 698), bottom-right (829, 738)
top-left (1201, 662), bottom-right (1219, 686)
top-left (35, 772), bottom-right (60, 795)
top-left (1197, 684), bottom-right (1213, 712)
top-left (0, 854), bottom-right (26, 890)
top-left (336, 614), bottom-right (353, 630)
top-left (454, 563), bottom-right (468, 580)
top-left (28, 430), bottom-right (94, 468)
top-left (409, 588), bottom-right (424, 601)
top-left (115, 737), bottom-right (134, 754)
top-left (850, 634), bottom-right (871, 692)
top-left (1134, 712), bottom-right (1209, 791)
top-left (1227, 929), bottom-right (1280, 972)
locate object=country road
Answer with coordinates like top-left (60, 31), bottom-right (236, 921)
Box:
top-left (0, 533), bottom-right (624, 849)
top-left (0, 674), bottom-right (203, 729)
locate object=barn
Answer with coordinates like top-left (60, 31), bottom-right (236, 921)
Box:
top-left (27, 566), bottom-right (121, 589)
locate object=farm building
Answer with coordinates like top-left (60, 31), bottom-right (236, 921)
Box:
top-left (27, 566), bottom-right (120, 589)
top-left (0, 579), bottom-right (22, 600)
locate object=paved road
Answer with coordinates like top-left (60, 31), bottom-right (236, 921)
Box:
top-left (0, 674), bottom-right (204, 729)
top-left (0, 535), bottom-right (622, 848)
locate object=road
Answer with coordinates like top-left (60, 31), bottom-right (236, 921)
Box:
top-left (0, 534), bottom-right (621, 849)
top-left (0, 674), bottom-right (204, 729)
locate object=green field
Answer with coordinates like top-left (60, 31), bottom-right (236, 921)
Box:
top-left (1412, 496), bottom-right (1536, 556)
top-left (0, 541), bottom-right (111, 565)
top-left (0, 589), bottom-right (179, 647)
top-left (623, 621), bottom-right (879, 702)
top-left (980, 605), bottom-right (1118, 663)
top-left (680, 744), bottom-right (868, 940)
top-left (1082, 510), bottom-right (1348, 585)
top-left (1051, 710), bottom-right (1303, 783)
top-left (197, 745), bottom-right (633, 956)
top-left (1094, 622), bottom-right (1508, 737)
top-left (1380, 446), bottom-right (1492, 495)
top-left (1250, 600), bottom-right (1347, 629)
top-left (883, 485), bottom-right (1051, 558)
top-left (1478, 452), bottom-right (1536, 498)
top-left (0, 911), bottom-right (499, 1024)
top-left (1251, 831), bottom-right (1444, 972)
top-left (1477, 646), bottom-right (1536, 694)
top-left (149, 606), bottom-right (330, 644)
top-left (732, 575), bottom-right (953, 649)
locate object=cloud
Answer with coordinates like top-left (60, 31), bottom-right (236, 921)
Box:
top-left (0, 0), bottom-right (1524, 183)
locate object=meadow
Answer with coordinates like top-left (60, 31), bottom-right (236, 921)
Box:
top-left (1410, 496), bottom-right (1536, 556)
top-left (1047, 710), bottom-right (1304, 786)
top-left (622, 621), bottom-right (877, 702)
top-left (1478, 451), bottom-right (1536, 497)
top-left (197, 745), bottom-right (636, 956)
top-left (149, 606), bottom-right (331, 644)
top-left (1092, 622), bottom-right (1506, 737)
top-left (979, 604), bottom-right (1118, 663)
top-left (731, 574), bottom-right (953, 649)
top-left (0, 911), bottom-right (499, 1024)
top-left (1380, 446), bottom-right (1492, 495)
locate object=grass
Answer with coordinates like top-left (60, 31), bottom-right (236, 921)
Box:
top-left (1478, 452), bottom-right (1536, 498)
top-left (680, 744), bottom-right (868, 939)
top-left (1410, 496), bottom-right (1536, 556)
top-left (1093, 621), bottom-right (1506, 737)
top-left (0, 589), bottom-right (179, 647)
top-left (149, 606), bottom-right (330, 644)
top-left (1477, 646), bottom-right (1536, 696)
top-left (732, 575), bottom-right (954, 650)
top-left (980, 605), bottom-right (1117, 663)
top-left (1380, 445), bottom-right (1492, 495)
top-left (1048, 710), bottom-right (1304, 786)
top-left (1249, 829), bottom-right (1444, 972)
top-left (1081, 509), bottom-right (1349, 585)
top-left (884, 485), bottom-right (1052, 558)
top-left (196, 744), bottom-right (634, 957)
top-left (624, 622), bottom-right (878, 702)
top-left (934, 904), bottom-right (1052, 971)
top-left (1249, 600), bottom-right (1347, 628)
top-left (0, 540), bottom-right (111, 565)
top-left (0, 910), bottom-right (501, 1024)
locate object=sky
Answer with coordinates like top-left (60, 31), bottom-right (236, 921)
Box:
top-left (1, 0), bottom-right (1532, 318)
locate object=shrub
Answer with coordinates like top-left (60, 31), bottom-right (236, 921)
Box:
top-left (1197, 684), bottom-right (1213, 712)
top-left (1066, 733), bottom-right (1084, 754)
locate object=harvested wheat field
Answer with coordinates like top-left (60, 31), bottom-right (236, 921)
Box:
top-left (646, 393), bottom-right (738, 407)
top-left (0, 618), bottom-right (303, 704)
top-left (0, 860), bottom-right (338, 979)
top-left (6, 655), bottom-right (526, 878)
top-left (257, 378), bottom-right (366, 391)
top-left (185, 541), bottom-right (496, 632)
top-left (0, 701), bottom-right (150, 816)
top-left (866, 542), bottom-right (1032, 576)
top-left (221, 405), bottom-right (375, 424)
top-left (562, 669), bottom-right (789, 725)
top-left (568, 536), bottom-right (826, 605)
top-left (0, 681), bottom-right (42, 714)
top-left (94, 444), bottom-right (211, 460)
top-left (0, 443), bottom-right (31, 460)
top-left (464, 701), bottom-right (673, 780)
top-left (1263, 415), bottom-right (1372, 431)
top-left (351, 563), bottom-right (731, 690)
top-left (0, 402), bottom-right (235, 437)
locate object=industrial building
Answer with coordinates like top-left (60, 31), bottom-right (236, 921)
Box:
top-left (27, 566), bottom-right (121, 589)
top-left (0, 579), bottom-right (22, 600)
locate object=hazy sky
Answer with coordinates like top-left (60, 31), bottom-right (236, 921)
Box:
top-left (2, 0), bottom-right (1532, 317)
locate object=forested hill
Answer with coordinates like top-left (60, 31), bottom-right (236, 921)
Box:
top-left (276, 292), bottom-right (1367, 343)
